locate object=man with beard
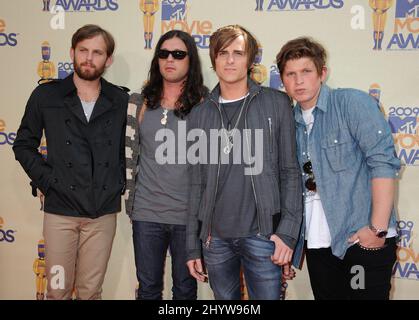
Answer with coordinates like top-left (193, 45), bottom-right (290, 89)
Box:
top-left (13, 25), bottom-right (129, 299)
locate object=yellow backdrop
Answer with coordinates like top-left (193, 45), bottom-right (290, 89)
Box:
top-left (1, 0), bottom-right (418, 299)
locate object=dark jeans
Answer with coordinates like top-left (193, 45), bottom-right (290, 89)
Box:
top-left (202, 235), bottom-right (282, 300)
top-left (132, 221), bottom-right (197, 300)
top-left (305, 237), bottom-right (397, 300)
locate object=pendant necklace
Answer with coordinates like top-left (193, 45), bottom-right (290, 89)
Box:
top-left (220, 95), bottom-right (248, 154)
top-left (161, 107), bottom-right (169, 125)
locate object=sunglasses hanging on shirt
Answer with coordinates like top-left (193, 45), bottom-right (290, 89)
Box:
top-left (303, 161), bottom-right (317, 192)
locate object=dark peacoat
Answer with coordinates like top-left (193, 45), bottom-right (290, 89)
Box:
top-left (13, 74), bottom-right (129, 218)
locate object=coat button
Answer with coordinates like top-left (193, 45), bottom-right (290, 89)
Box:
top-left (53, 178), bottom-right (58, 183)
top-left (66, 140), bottom-right (72, 145)
top-left (104, 162), bottom-right (109, 168)
top-left (70, 185), bottom-right (76, 191)
top-left (102, 185), bottom-right (107, 190)
top-left (67, 162), bottom-right (73, 168)
top-left (65, 119), bottom-right (71, 125)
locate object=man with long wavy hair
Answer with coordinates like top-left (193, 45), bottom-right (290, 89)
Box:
top-left (125, 30), bottom-right (208, 300)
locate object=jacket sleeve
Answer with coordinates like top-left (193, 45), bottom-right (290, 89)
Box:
top-left (186, 109), bottom-right (203, 261)
top-left (275, 93), bottom-right (303, 249)
top-left (124, 93), bottom-right (143, 217)
top-left (13, 88), bottom-right (53, 195)
top-left (119, 92), bottom-right (129, 195)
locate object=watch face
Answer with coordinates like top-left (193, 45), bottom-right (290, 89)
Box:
top-left (377, 231), bottom-right (388, 238)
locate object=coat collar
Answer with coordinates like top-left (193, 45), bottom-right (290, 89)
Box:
top-left (294, 84), bottom-right (331, 125)
top-left (59, 73), bottom-right (115, 123)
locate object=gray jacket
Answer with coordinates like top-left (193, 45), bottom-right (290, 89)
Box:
top-left (186, 79), bottom-right (303, 261)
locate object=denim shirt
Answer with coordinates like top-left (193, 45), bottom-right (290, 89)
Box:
top-left (292, 85), bottom-right (401, 263)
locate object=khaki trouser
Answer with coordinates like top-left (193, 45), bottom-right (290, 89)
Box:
top-left (43, 212), bottom-right (116, 300)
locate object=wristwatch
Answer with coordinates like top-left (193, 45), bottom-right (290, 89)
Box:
top-left (369, 224), bottom-right (388, 238)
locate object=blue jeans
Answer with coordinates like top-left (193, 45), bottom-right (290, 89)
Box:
top-left (202, 235), bottom-right (282, 300)
top-left (132, 221), bottom-right (197, 300)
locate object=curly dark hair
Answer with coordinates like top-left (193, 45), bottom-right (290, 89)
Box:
top-left (141, 30), bottom-right (208, 119)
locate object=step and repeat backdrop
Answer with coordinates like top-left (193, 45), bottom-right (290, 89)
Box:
top-left (1, 0), bottom-right (418, 300)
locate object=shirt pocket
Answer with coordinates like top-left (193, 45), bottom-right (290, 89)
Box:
top-left (321, 130), bottom-right (356, 172)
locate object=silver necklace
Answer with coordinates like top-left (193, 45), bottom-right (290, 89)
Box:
top-left (219, 95), bottom-right (248, 154)
top-left (161, 107), bottom-right (169, 125)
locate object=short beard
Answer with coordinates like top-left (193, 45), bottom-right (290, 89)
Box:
top-left (74, 59), bottom-right (106, 81)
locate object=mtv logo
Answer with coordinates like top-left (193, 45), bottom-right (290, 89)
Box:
top-left (395, 0), bottom-right (419, 18)
top-left (397, 220), bottom-right (414, 248)
top-left (388, 116), bottom-right (417, 134)
top-left (161, 0), bottom-right (187, 21)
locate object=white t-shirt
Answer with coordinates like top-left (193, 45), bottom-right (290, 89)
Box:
top-left (302, 107), bottom-right (332, 249)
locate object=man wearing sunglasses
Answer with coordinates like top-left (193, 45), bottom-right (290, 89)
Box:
top-left (276, 37), bottom-right (401, 300)
top-left (186, 25), bottom-right (302, 300)
top-left (125, 30), bottom-right (208, 300)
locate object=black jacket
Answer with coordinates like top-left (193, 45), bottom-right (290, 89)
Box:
top-left (13, 74), bottom-right (129, 218)
top-left (186, 79), bottom-right (303, 260)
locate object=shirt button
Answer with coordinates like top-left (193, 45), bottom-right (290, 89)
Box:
top-left (303, 152), bottom-right (306, 155)
top-left (334, 140), bottom-right (338, 143)
top-left (378, 130), bottom-right (382, 134)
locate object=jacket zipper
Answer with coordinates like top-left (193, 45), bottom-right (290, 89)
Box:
top-left (268, 117), bottom-right (273, 153)
top-left (244, 92), bottom-right (262, 235)
top-left (205, 98), bottom-right (222, 248)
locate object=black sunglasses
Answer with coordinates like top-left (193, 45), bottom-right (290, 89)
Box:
top-left (303, 161), bottom-right (316, 192)
top-left (157, 49), bottom-right (188, 60)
